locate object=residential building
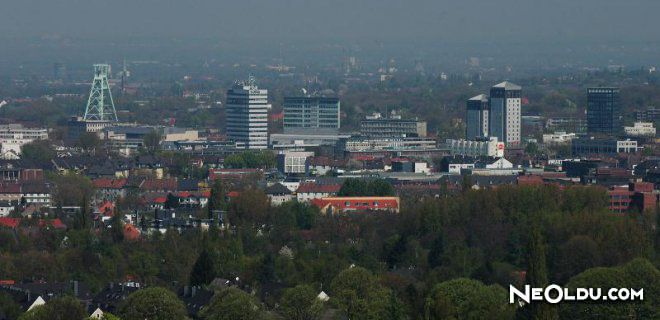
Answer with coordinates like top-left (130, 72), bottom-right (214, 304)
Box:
top-left (283, 96), bottom-right (340, 134)
top-left (265, 183), bottom-right (293, 206)
top-left (311, 196), bottom-right (400, 214)
top-left (489, 81), bottom-right (522, 146)
top-left (446, 137), bottom-right (504, 157)
top-left (360, 112), bottom-right (427, 138)
top-left (225, 78), bottom-right (270, 149)
top-left (296, 182), bottom-right (341, 202)
top-left (624, 122), bottom-right (656, 137)
top-left (466, 94), bottom-right (489, 139)
top-left (587, 87), bottom-right (621, 135)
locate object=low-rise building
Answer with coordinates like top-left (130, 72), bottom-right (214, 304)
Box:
top-left (572, 137), bottom-right (639, 156)
top-left (446, 137), bottom-right (504, 157)
top-left (296, 182), bottom-right (341, 202)
top-left (265, 183), bottom-right (293, 206)
top-left (360, 112), bottom-right (427, 138)
top-left (542, 132), bottom-right (577, 144)
top-left (311, 196), bottom-right (400, 214)
top-left (624, 122), bottom-right (656, 137)
top-left (277, 151), bottom-right (314, 175)
top-left (0, 124), bottom-right (49, 160)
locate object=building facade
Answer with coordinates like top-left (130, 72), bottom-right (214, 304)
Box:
top-left (624, 122), bottom-right (656, 137)
top-left (489, 81), bottom-right (522, 147)
top-left (283, 96), bottom-right (340, 134)
top-left (587, 87), bottom-right (621, 135)
top-left (466, 94), bottom-right (489, 140)
top-left (446, 137), bottom-right (504, 157)
top-left (360, 112), bottom-right (427, 138)
top-left (277, 151), bottom-right (314, 174)
top-left (572, 137), bottom-right (638, 156)
top-left (225, 78), bottom-right (270, 149)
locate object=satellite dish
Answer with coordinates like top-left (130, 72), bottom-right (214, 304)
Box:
top-left (301, 88), bottom-right (307, 95)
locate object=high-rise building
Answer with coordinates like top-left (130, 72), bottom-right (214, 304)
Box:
top-left (225, 77), bottom-right (270, 149)
top-left (587, 87), bottom-right (621, 135)
top-left (466, 94), bottom-right (489, 140)
top-left (489, 81), bottom-right (522, 146)
top-left (283, 96), bottom-right (340, 134)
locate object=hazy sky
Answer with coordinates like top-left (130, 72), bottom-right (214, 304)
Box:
top-left (1, 0), bottom-right (659, 43)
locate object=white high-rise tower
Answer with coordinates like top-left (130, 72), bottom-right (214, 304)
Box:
top-left (225, 77), bottom-right (270, 149)
top-left (489, 81), bottom-right (522, 146)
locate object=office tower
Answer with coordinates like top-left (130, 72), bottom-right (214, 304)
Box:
top-left (225, 77), bottom-right (270, 149)
top-left (360, 112), bottom-right (427, 138)
top-left (489, 81), bottom-right (522, 146)
top-left (587, 87), bottom-right (621, 135)
top-left (283, 96), bottom-right (340, 134)
top-left (466, 94), bottom-right (489, 140)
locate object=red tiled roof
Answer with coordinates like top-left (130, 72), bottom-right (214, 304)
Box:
top-left (227, 191), bottom-right (240, 198)
top-left (177, 191), bottom-right (192, 198)
top-left (124, 223), bottom-right (141, 241)
top-left (93, 178), bottom-right (128, 189)
top-left (38, 218), bottom-right (66, 229)
top-left (0, 183), bottom-right (21, 194)
top-left (141, 179), bottom-right (178, 191)
top-left (296, 182), bottom-right (341, 194)
top-left (311, 197), bottom-right (400, 212)
top-left (98, 201), bottom-right (115, 216)
top-left (0, 217), bottom-right (20, 228)
top-left (153, 197), bottom-right (167, 204)
top-left (517, 175), bottom-right (544, 186)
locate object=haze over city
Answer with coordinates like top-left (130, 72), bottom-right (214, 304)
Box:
top-left (0, 1), bottom-right (658, 320)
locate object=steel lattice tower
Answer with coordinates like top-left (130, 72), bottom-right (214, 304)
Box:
top-left (83, 64), bottom-right (118, 121)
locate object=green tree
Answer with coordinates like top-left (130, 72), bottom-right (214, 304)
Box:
top-left (560, 258), bottom-right (659, 319)
top-left (425, 278), bottom-right (513, 320)
top-left (19, 296), bottom-right (86, 320)
top-left (190, 248), bottom-right (215, 286)
top-left (118, 287), bottom-right (188, 320)
top-left (143, 129), bottom-right (162, 152)
top-left (0, 292), bottom-right (22, 320)
top-left (200, 288), bottom-right (265, 320)
top-left (279, 284), bottom-right (324, 320)
top-left (208, 179), bottom-right (227, 219)
top-left (75, 132), bottom-right (101, 151)
top-left (20, 140), bottom-right (55, 164)
top-left (526, 225), bottom-right (558, 320)
top-left (330, 267), bottom-right (389, 320)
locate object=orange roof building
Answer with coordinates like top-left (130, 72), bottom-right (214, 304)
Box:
top-left (311, 196), bottom-right (400, 214)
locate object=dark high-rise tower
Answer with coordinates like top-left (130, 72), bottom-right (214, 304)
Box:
top-left (466, 94), bottom-right (489, 140)
top-left (587, 87), bottom-right (621, 135)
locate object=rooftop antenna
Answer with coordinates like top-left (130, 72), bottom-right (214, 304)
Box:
top-left (83, 64), bottom-right (118, 121)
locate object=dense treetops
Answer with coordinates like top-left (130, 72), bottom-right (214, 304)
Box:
top-left (0, 184), bottom-right (657, 319)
